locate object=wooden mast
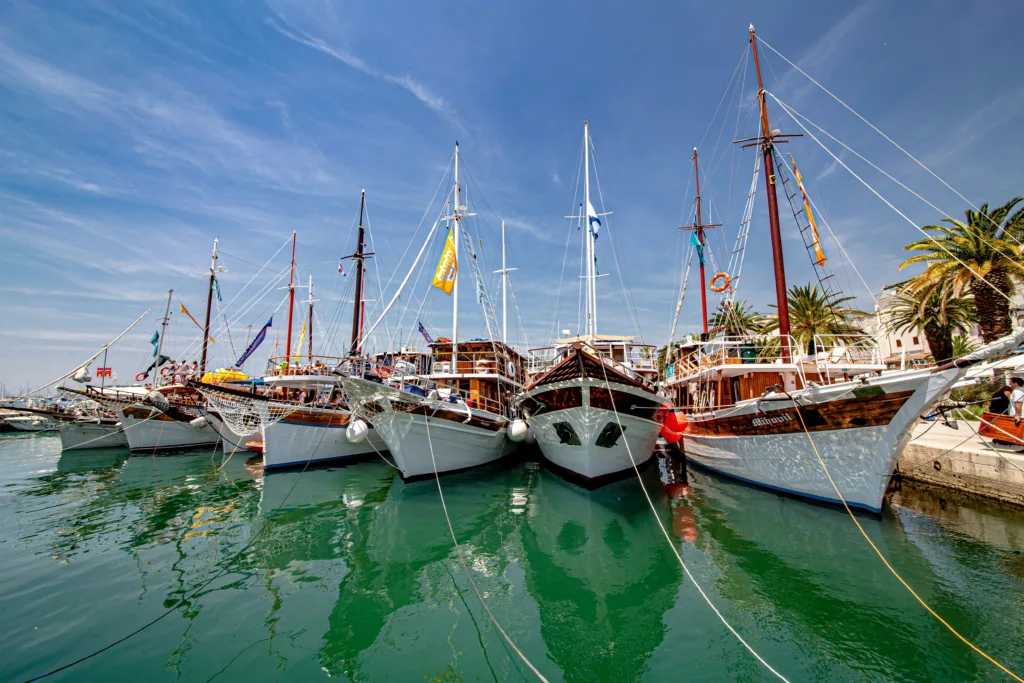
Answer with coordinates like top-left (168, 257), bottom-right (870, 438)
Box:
top-left (200, 238), bottom-right (218, 375)
top-left (680, 149), bottom-right (721, 335)
top-left (285, 231), bottom-right (296, 368)
top-left (749, 24), bottom-right (791, 351)
top-left (348, 190), bottom-right (369, 357)
top-left (306, 275), bottom-right (314, 362)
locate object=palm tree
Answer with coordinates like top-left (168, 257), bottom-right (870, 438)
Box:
top-left (951, 334), bottom-right (978, 360)
top-left (886, 283), bottom-right (976, 363)
top-left (763, 284), bottom-right (866, 354)
top-left (709, 299), bottom-right (764, 336)
top-left (899, 198), bottom-right (1024, 343)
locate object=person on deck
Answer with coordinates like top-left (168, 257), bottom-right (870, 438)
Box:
top-left (990, 383), bottom-right (1013, 415)
top-left (1010, 377), bottom-right (1024, 426)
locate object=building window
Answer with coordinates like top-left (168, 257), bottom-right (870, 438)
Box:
top-left (896, 339), bottom-right (902, 348)
top-left (912, 336), bottom-right (919, 345)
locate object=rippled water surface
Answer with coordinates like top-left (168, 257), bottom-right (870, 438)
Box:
top-left (2, 433), bottom-right (1023, 682)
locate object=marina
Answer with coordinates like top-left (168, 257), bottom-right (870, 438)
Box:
top-left (2, 2), bottom-right (1024, 681)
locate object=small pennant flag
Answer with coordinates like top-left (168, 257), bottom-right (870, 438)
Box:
top-left (150, 330), bottom-right (160, 357)
top-left (586, 200), bottom-right (601, 240)
top-left (338, 261), bottom-right (345, 276)
top-left (689, 231), bottom-right (704, 266)
top-left (235, 317), bottom-right (272, 368)
top-left (790, 155), bottom-right (827, 267)
top-left (418, 321), bottom-right (434, 344)
top-left (212, 277), bottom-right (223, 303)
top-left (179, 303), bottom-right (215, 343)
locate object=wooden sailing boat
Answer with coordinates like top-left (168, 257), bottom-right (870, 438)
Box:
top-left (515, 122), bottom-right (670, 483)
top-left (663, 25), bottom-right (1024, 513)
top-left (195, 215), bottom-right (387, 469)
top-left (340, 143), bottom-right (526, 480)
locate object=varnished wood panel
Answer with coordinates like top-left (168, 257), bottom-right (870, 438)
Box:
top-left (684, 390), bottom-right (914, 437)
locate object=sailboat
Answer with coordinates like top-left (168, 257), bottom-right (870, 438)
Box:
top-left (194, 218), bottom-right (387, 469)
top-left (340, 143), bottom-right (526, 480)
top-left (515, 122), bottom-right (670, 483)
top-left (662, 26), bottom-right (1024, 513)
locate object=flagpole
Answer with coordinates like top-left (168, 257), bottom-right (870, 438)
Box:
top-left (100, 346), bottom-right (108, 390)
top-left (452, 142), bottom-right (460, 363)
top-left (200, 238), bottom-right (218, 376)
top-left (154, 289), bottom-right (173, 388)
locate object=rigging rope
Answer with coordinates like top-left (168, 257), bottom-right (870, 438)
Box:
top-left (593, 361), bottom-right (791, 681)
top-left (785, 394), bottom-right (1024, 683)
top-left (422, 413), bottom-right (549, 682)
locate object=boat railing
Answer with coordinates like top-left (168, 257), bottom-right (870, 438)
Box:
top-left (264, 355), bottom-right (348, 377)
top-left (672, 335), bottom-right (802, 375)
top-left (526, 343), bottom-right (659, 379)
top-left (428, 347), bottom-right (523, 382)
top-left (809, 334), bottom-right (883, 382)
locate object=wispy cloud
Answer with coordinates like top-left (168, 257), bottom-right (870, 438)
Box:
top-left (267, 18), bottom-right (461, 129)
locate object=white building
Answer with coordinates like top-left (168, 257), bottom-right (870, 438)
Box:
top-left (856, 282), bottom-right (1024, 368)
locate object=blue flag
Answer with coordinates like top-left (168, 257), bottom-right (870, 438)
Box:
top-left (418, 321), bottom-right (434, 344)
top-left (150, 330), bottom-right (160, 357)
top-left (212, 277), bottom-right (222, 303)
top-left (234, 317), bottom-right (272, 368)
top-left (690, 231), bottom-right (704, 266)
top-left (586, 200), bottom-right (601, 240)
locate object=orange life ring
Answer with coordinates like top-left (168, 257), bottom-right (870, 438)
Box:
top-left (710, 272), bottom-right (731, 292)
top-left (159, 366), bottom-right (172, 377)
top-left (135, 372), bottom-right (148, 382)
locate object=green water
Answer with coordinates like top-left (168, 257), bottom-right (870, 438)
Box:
top-left (1, 434), bottom-right (1023, 682)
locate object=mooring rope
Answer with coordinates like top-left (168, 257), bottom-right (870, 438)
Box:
top-left (785, 392), bottom-right (1024, 683)
top-left (596, 361), bottom-right (791, 682)
top-left (23, 421), bottom-right (329, 682)
top-left (421, 411), bottom-right (549, 682)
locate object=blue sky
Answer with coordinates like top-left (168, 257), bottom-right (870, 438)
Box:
top-left (1, 0), bottom-right (1022, 389)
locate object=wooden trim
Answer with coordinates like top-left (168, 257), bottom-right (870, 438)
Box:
top-left (685, 390), bottom-right (914, 437)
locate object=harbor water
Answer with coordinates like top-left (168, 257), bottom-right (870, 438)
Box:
top-left (2, 433), bottom-right (1023, 682)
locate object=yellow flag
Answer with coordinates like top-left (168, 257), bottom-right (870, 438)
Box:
top-left (179, 303), bottom-right (215, 343)
top-left (432, 230), bottom-right (458, 295)
top-left (293, 320), bottom-right (306, 364)
top-left (790, 155), bottom-right (826, 267)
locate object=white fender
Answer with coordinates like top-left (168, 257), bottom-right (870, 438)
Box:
top-left (190, 416), bottom-right (209, 430)
top-left (525, 426), bottom-right (537, 446)
top-left (347, 418), bottom-right (369, 444)
top-left (507, 418), bottom-right (528, 443)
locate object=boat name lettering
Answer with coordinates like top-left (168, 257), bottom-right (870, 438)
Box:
top-left (751, 413), bottom-right (793, 428)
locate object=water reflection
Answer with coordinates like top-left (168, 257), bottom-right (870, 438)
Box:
top-left (519, 460), bottom-right (683, 682)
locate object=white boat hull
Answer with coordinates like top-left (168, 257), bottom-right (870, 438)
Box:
top-left (369, 408), bottom-right (514, 479)
top-left (205, 412), bottom-right (249, 454)
top-left (7, 416), bottom-right (59, 432)
top-left (530, 406), bottom-right (663, 480)
top-left (58, 421), bottom-right (127, 450)
top-left (118, 409), bottom-right (221, 453)
top-left (261, 415), bottom-right (386, 470)
top-left (683, 366), bottom-right (961, 513)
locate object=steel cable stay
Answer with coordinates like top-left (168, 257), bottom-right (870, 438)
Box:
top-left (757, 37), bottom-right (1024, 251)
top-left (785, 396), bottom-right (1024, 683)
top-left (770, 93), bottom-right (1021, 309)
top-left (772, 95), bottom-right (1024, 281)
top-left (546, 133), bottom-right (586, 346)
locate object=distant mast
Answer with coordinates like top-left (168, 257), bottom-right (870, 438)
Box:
top-left (306, 275), bottom-right (315, 362)
top-left (285, 231), bottom-right (297, 368)
top-left (153, 289), bottom-right (173, 387)
top-left (749, 24), bottom-right (791, 347)
top-left (680, 149), bottom-right (720, 335)
top-left (348, 190), bottom-right (371, 357)
top-left (200, 238), bottom-right (219, 375)
top-left (495, 220), bottom-right (517, 344)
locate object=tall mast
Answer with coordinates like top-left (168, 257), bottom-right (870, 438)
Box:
top-left (348, 190), bottom-right (369, 357)
top-left (452, 142), bottom-right (461, 360)
top-left (285, 231), bottom-right (296, 368)
top-left (694, 150), bottom-right (708, 334)
top-left (494, 220), bottom-right (517, 344)
top-left (584, 120), bottom-right (596, 340)
top-left (306, 275), bottom-right (314, 362)
top-left (153, 289), bottom-right (173, 387)
top-left (749, 24), bottom-right (791, 346)
top-left (200, 238), bottom-right (219, 375)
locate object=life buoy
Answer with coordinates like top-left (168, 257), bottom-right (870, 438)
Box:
top-left (710, 272), bottom-right (731, 292)
top-left (159, 366), bottom-right (172, 377)
top-left (135, 372), bottom-right (148, 382)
